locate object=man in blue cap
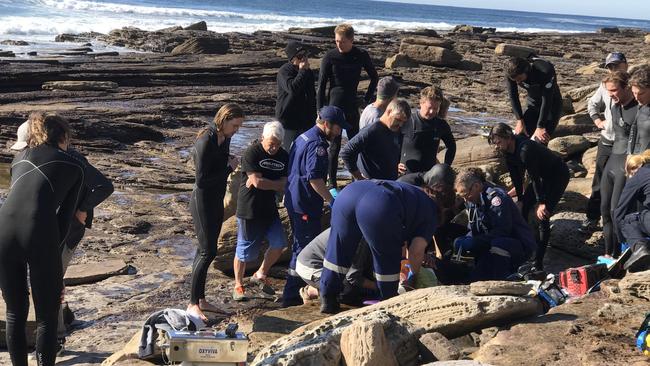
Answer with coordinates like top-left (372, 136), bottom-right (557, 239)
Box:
top-left (283, 105), bottom-right (349, 307)
top-left (453, 168), bottom-right (536, 281)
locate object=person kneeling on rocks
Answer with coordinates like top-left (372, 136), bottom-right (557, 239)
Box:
top-left (318, 164), bottom-right (456, 314)
top-left (613, 150), bottom-right (650, 272)
top-left (296, 227), bottom-right (378, 305)
top-left (233, 121), bottom-right (289, 301)
top-left (453, 168), bottom-right (537, 281)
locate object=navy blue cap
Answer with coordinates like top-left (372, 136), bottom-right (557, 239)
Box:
top-left (319, 106), bottom-right (350, 130)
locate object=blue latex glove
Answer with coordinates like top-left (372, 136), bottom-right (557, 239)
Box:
top-left (329, 188), bottom-right (339, 199)
top-left (453, 236), bottom-right (475, 254)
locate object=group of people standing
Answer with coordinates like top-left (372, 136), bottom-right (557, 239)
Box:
top-left (580, 52), bottom-right (650, 272)
top-left (3, 23), bottom-right (650, 366)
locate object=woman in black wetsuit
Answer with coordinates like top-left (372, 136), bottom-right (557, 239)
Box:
top-left (187, 103), bottom-right (244, 321)
top-left (598, 71), bottom-right (637, 258)
top-left (0, 113), bottom-right (84, 366)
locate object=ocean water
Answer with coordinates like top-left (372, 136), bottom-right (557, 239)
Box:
top-left (1, 0), bottom-right (650, 45)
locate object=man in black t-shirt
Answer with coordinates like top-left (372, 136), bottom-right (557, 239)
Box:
top-left (233, 122), bottom-right (289, 301)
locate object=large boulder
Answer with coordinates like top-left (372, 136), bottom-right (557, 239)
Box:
top-left (440, 135), bottom-right (506, 182)
top-left (453, 25), bottom-right (495, 34)
top-left (547, 135), bottom-right (592, 159)
top-left (184, 21), bottom-right (208, 31)
top-left (251, 284), bottom-right (542, 365)
top-left (582, 146), bottom-right (599, 176)
top-left (494, 44), bottom-right (537, 58)
top-left (553, 113), bottom-right (598, 138)
top-left (646, 34), bottom-right (650, 44)
top-left (401, 37), bottom-right (455, 50)
top-left (419, 332), bottom-right (461, 362)
top-left (599, 27), bottom-right (620, 34)
top-left (340, 314), bottom-right (402, 366)
top-left (399, 43), bottom-right (462, 67)
top-left (64, 259), bottom-right (130, 286)
top-left (576, 62), bottom-right (606, 76)
top-left (288, 26), bottom-right (336, 37)
top-left (385, 53), bottom-right (418, 69)
top-left (565, 84), bottom-right (599, 102)
top-left (171, 37), bottom-right (229, 55)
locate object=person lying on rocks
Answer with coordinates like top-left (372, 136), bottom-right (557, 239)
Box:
top-left (613, 149), bottom-right (650, 273)
top-left (318, 164), bottom-right (456, 314)
top-left (488, 122), bottom-right (569, 271)
top-left (232, 122), bottom-right (289, 301)
top-left (187, 103), bottom-right (244, 321)
top-left (452, 168), bottom-right (536, 281)
top-left (505, 56), bottom-right (563, 144)
top-left (10, 118), bottom-right (114, 355)
top-left (399, 85), bottom-right (456, 175)
top-left (341, 98), bottom-right (410, 181)
top-left (296, 227), bottom-right (378, 305)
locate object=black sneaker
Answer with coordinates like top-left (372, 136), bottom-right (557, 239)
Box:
top-left (281, 297), bottom-right (303, 308)
top-left (320, 295), bottom-right (340, 314)
top-left (578, 218), bottom-right (599, 233)
top-left (624, 245), bottom-right (650, 272)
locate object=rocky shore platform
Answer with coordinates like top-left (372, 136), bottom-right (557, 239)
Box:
top-left (1, 23), bottom-right (649, 365)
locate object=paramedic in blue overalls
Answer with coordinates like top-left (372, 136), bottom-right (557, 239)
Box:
top-left (282, 105), bottom-right (349, 307)
top-left (318, 173), bottom-right (452, 313)
top-left (453, 168), bottom-right (537, 281)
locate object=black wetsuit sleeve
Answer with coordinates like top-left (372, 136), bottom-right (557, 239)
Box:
top-left (58, 168), bottom-right (84, 244)
top-left (507, 78), bottom-right (524, 120)
top-left (507, 157), bottom-right (525, 199)
top-left (441, 121), bottom-right (456, 165)
top-left (340, 127), bottom-right (369, 173)
top-left (361, 51), bottom-right (379, 104)
top-left (278, 65), bottom-right (312, 96)
top-left (77, 162), bottom-right (114, 212)
top-left (521, 143), bottom-right (545, 203)
top-left (317, 55), bottom-right (332, 110)
top-left (535, 62), bottom-right (557, 129)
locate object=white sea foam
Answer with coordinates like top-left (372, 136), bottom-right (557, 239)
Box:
top-left (0, 0), bottom-right (592, 42)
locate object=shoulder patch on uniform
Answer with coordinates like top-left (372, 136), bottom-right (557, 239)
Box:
top-left (316, 146), bottom-right (327, 157)
top-left (491, 196), bottom-right (502, 207)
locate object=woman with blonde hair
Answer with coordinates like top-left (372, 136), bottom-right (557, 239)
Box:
top-left (188, 103), bottom-right (244, 321)
top-left (613, 149), bottom-right (650, 272)
top-left (0, 113), bottom-right (85, 366)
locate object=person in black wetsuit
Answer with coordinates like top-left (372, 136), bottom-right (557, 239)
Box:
top-left (629, 65), bottom-right (650, 154)
top-left (599, 71), bottom-right (637, 259)
top-left (613, 150), bottom-right (650, 272)
top-left (399, 85), bottom-right (456, 175)
top-left (0, 113), bottom-right (84, 366)
top-left (488, 122), bottom-right (569, 270)
top-left (187, 103), bottom-right (244, 321)
top-left (275, 41), bottom-right (316, 152)
top-left (505, 57), bottom-right (563, 144)
top-left (340, 98), bottom-right (410, 180)
top-left (317, 23), bottom-right (379, 189)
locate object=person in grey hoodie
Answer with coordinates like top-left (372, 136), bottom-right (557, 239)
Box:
top-left (582, 52), bottom-right (628, 232)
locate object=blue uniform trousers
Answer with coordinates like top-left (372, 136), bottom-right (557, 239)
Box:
top-left (470, 237), bottom-right (526, 281)
top-left (283, 209), bottom-right (322, 304)
top-left (320, 181), bottom-right (404, 300)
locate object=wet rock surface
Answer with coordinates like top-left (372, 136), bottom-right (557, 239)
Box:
top-left (0, 25), bottom-right (649, 365)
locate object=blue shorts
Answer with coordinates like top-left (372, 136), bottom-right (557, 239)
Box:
top-left (236, 216), bottom-right (287, 262)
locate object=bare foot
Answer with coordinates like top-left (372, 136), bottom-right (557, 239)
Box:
top-left (199, 299), bottom-right (231, 315)
top-left (187, 303), bottom-right (208, 322)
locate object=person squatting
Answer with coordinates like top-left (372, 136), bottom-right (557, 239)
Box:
top-left (4, 24), bottom-right (650, 365)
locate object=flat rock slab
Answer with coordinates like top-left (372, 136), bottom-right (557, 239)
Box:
top-left (474, 291), bottom-right (649, 366)
top-left (64, 259), bottom-right (130, 286)
top-left (42, 81), bottom-right (118, 91)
